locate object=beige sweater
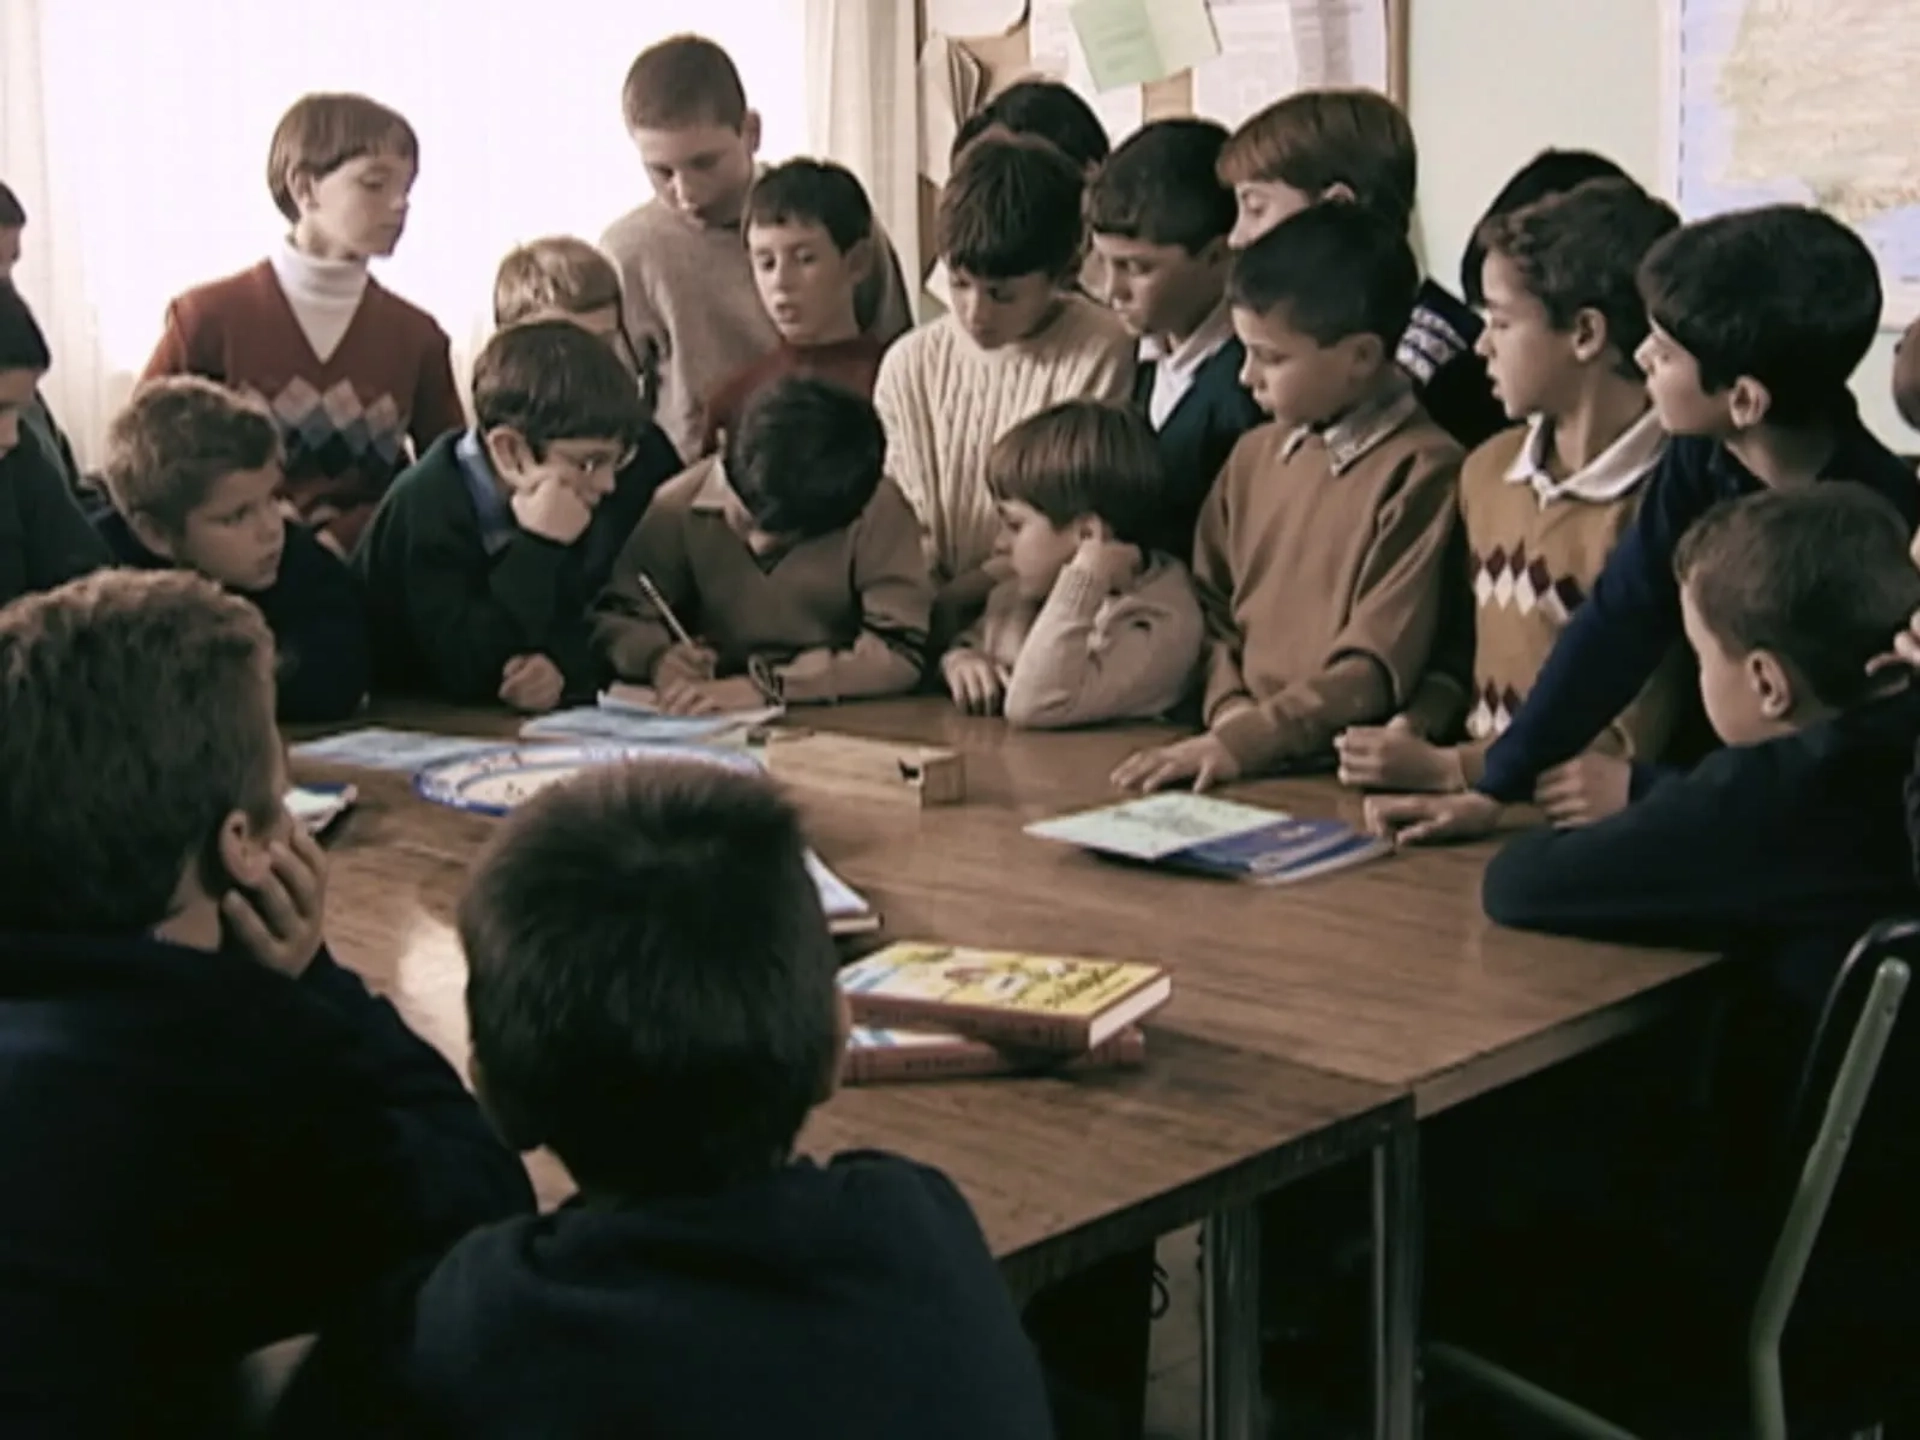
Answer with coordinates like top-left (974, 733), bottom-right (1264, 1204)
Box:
top-left (953, 553), bottom-right (1203, 729)
top-left (872, 296), bottom-right (1134, 581)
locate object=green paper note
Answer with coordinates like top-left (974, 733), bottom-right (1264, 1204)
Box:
top-left (1067, 0), bottom-right (1222, 90)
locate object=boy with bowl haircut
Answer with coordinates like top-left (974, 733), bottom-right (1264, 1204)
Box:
top-left (1113, 202), bottom-right (1462, 792)
top-left (275, 760), bottom-right (1055, 1439)
top-left (603, 34), bottom-right (913, 463)
top-left (874, 133), bottom-right (1134, 623)
top-left (97, 376), bottom-right (369, 722)
top-left (1086, 118), bottom-right (1265, 557)
top-left (1337, 179), bottom-right (1685, 794)
top-left (697, 158), bottom-right (889, 453)
top-left (144, 92), bottom-right (464, 553)
top-left (943, 399), bottom-right (1202, 728)
top-left (594, 375), bottom-right (931, 711)
top-left (355, 320), bottom-right (650, 712)
top-left (1376, 205), bottom-right (1920, 846)
top-left (0, 570), bottom-right (530, 1436)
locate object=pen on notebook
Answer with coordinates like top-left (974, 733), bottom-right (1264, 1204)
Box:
top-left (635, 571), bottom-right (696, 648)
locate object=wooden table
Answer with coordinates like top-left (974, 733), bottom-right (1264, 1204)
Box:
top-left (302, 699), bottom-right (1721, 1440)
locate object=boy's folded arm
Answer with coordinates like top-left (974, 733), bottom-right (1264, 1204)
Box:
top-left (1212, 652), bottom-right (1391, 771)
top-left (1003, 562), bottom-right (1203, 729)
top-left (406, 532), bottom-right (570, 702)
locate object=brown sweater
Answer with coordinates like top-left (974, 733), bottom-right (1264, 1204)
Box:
top-left (142, 262), bottom-right (463, 550)
top-left (1195, 377), bottom-right (1463, 773)
top-left (592, 457), bottom-right (932, 703)
top-left (697, 335), bottom-right (886, 456)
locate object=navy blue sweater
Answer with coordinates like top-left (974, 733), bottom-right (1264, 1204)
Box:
top-left (94, 510), bottom-right (369, 723)
top-left (0, 933), bottom-right (533, 1437)
top-left (1133, 338), bottom-right (1265, 559)
top-left (1478, 413), bottom-right (1920, 802)
top-left (0, 427), bottom-right (108, 608)
top-left (275, 1151), bottom-right (1055, 1440)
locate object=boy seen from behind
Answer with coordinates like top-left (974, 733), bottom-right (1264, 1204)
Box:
top-left (355, 320), bottom-right (650, 712)
top-left (698, 159), bottom-right (888, 453)
top-left (277, 760), bottom-right (1055, 1440)
top-left (1087, 118), bottom-right (1265, 557)
top-left (603, 35), bottom-right (912, 462)
top-left (1114, 203), bottom-right (1462, 791)
top-left (98, 377), bottom-right (369, 722)
top-left (943, 399), bottom-right (1202, 728)
top-left (595, 376), bottom-right (932, 711)
top-left (1377, 205), bottom-right (1920, 845)
top-left (1337, 179), bottom-right (1684, 794)
top-left (0, 571), bottom-right (530, 1436)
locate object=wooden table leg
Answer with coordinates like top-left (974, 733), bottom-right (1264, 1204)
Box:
top-left (1373, 1119), bottom-right (1422, 1440)
top-left (1201, 1204), bottom-right (1263, 1440)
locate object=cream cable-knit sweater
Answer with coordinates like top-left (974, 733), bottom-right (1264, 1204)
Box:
top-left (873, 296), bottom-right (1134, 579)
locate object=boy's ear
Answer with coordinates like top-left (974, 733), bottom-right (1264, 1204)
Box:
top-left (469, 1057), bottom-right (544, 1153)
top-left (1341, 330), bottom-right (1387, 377)
top-left (843, 235), bottom-right (876, 286)
top-left (1319, 181), bottom-right (1358, 207)
top-left (128, 511), bottom-right (180, 562)
top-left (483, 425), bottom-right (536, 479)
top-left (1568, 306), bottom-right (1609, 365)
top-left (213, 806), bottom-right (275, 893)
top-left (1726, 374), bottom-right (1773, 431)
top-left (1073, 514), bottom-right (1112, 542)
top-left (741, 109), bottom-right (763, 159)
top-left (1747, 647), bottom-right (1797, 720)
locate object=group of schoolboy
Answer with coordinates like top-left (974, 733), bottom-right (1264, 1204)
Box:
top-left (1, 21), bottom-right (1918, 1439)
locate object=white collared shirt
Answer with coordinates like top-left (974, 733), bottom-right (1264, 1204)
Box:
top-left (1140, 301), bottom-right (1237, 429)
top-left (1505, 408), bottom-right (1667, 507)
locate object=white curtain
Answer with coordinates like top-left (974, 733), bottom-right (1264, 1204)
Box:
top-left (1, 0), bottom-right (821, 467)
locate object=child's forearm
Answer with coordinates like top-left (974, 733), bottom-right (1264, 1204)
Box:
top-left (1212, 653), bottom-right (1391, 773)
top-left (774, 631), bottom-right (924, 703)
top-left (1003, 563), bottom-right (1196, 729)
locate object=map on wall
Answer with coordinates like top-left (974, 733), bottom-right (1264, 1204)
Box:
top-left (1663, 0), bottom-right (1920, 328)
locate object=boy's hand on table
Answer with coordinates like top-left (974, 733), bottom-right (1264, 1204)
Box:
top-left (1335, 716), bottom-right (1463, 792)
top-left (498, 653), bottom-right (565, 712)
top-left (655, 675), bottom-right (765, 715)
top-left (510, 477), bottom-right (594, 545)
top-left (1364, 791), bottom-right (1501, 848)
top-left (223, 824), bottom-right (329, 979)
top-left (942, 650), bottom-right (1005, 715)
top-left (652, 642), bottom-right (718, 689)
top-left (1535, 753), bottom-right (1632, 828)
top-left (1111, 733), bottom-right (1241, 793)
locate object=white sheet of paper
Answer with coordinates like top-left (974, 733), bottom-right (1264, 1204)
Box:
top-left (925, 0), bottom-right (1027, 38)
top-left (1191, 0), bottom-right (1390, 130)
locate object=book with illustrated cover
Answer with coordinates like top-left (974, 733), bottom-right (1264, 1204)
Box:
top-left (842, 1025), bottom-right (1147, 1085)
top-left (1025, 793), bottom-right (1388, 886)
top-left (838, 942), bottom-right (1171, 1052)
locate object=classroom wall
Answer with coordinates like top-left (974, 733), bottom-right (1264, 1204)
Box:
top-left (935, 0), bottom-right (1912, 447)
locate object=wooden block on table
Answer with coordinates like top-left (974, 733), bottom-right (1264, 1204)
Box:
top-left (761, 730), bottom-right (966, 808)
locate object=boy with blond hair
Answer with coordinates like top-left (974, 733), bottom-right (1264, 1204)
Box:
top-left (1114, 202), bottom-right (1461, 791)
top-left (144, 93), bottom-right (464, 553)
top-left (602, 35), bottom-right (913, 462)
top-left (97, 376), bottom-right (368, 721)
top-left (1218, 88), bottom-right (1503, 450)
top-left (0, 569), bottom-right (530, 1435)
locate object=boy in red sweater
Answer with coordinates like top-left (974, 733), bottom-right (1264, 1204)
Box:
top-left (143, 93), bottom-right (464, 554)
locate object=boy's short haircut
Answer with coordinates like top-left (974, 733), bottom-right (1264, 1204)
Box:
top-left (1458, 148), bottom-right (1630, 303)
top-left (0, 282), bottom-right (51, 370)
top-left (725, 376), bottom-right (884, 538)
top-left (987, 400), bottom-right (1168, 548)
top-left (952, 80), bottom-right (1111, 172)
top-left (620, 34), bottom-right (747, 133)
top-left (1227, 201), bottom-right (1418, 347)
top-left (1479, 178), bottom-right (1679, 377)
top-left (744, 159), bottom-right (874, 253)
top-left (266, 93), bottom-right (418, 224)
top-left (1216, 89), bottom-right (1417, 236)
top-left (0, 182), bottom-right (24, 227)
top-left (1674, 485), bottom-right (1920, 710)
top-left (1085, 118), bottom-right (1235, 254)
top-left (1637, 205), bottom-right (1881, 427)
top-left (458, 759), bottom-right (840, 1198)
top-left (492, 237), bottom-right (624, 327)
top-left (937, 132), bottom-right (1085, 281)
top-left (102, 377), bottom-right (282, 534)
top-left (0, 569), bottom-right (282, 934)
top-left (472, 320), bottom-right (649, 453)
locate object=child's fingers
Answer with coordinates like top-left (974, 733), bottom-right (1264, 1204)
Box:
top-left (241, 862), bottom-right (300, 940)
top-left (1896, 632), bottom-right (1920, 667)
top-left (220, 890), bottom-right (276, 954)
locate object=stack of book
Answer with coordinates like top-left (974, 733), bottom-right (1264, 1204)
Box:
top-left (837, 941), bottom-right (1171, 1085)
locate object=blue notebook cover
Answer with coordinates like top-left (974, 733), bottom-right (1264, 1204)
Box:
top-left (1167, 817), bottom-right (1388, 884)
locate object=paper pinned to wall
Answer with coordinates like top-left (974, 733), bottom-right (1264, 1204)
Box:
top-left (1190, 0), bottom-right (1391, 130)
top-left (1027, 0), bottom-right (1146, 143)
top-left (919, 34), bottom-right (988, 186)
top-left (1065, 0), bottom-right (1221, 90)
top-left (925, 0), bottom-right (1029, 37)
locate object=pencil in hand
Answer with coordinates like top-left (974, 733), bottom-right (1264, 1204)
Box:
top-left (635, 571), bottom-right (695, 648)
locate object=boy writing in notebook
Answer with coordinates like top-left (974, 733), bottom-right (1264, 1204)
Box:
top-left (1113, 202), bottom-right (1462, 792)
top-left (1374, 205), bottom-right (1920, 845)
top-left (97, 377), bottom-right (368, 722)
top-left (874, 133), bottom-right (1134, 628)
top-left (697, 158), bottom-right (888, 453)
top-left (0, 570), bottom-right (530, 1436)
top-left (1086, 119), bottom-right (1265, 557)
top-left (355, 320), bottom-right (649, 712)
top-left (143, 93), bottom-right (464, 553)
top-left (942, 399), bottom-right (1203, 728)
top-left (274, 759), bottom-right (1054, 1439)
top-left (1336, 179), bottom-right (1684, 793)
top-left (602, 34), bottom-right (912, 462)
top-left (594, 376), bottom-right (931, 710)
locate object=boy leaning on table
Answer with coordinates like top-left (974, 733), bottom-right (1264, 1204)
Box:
top-left (0, 568), bottom-right (531, 1437)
